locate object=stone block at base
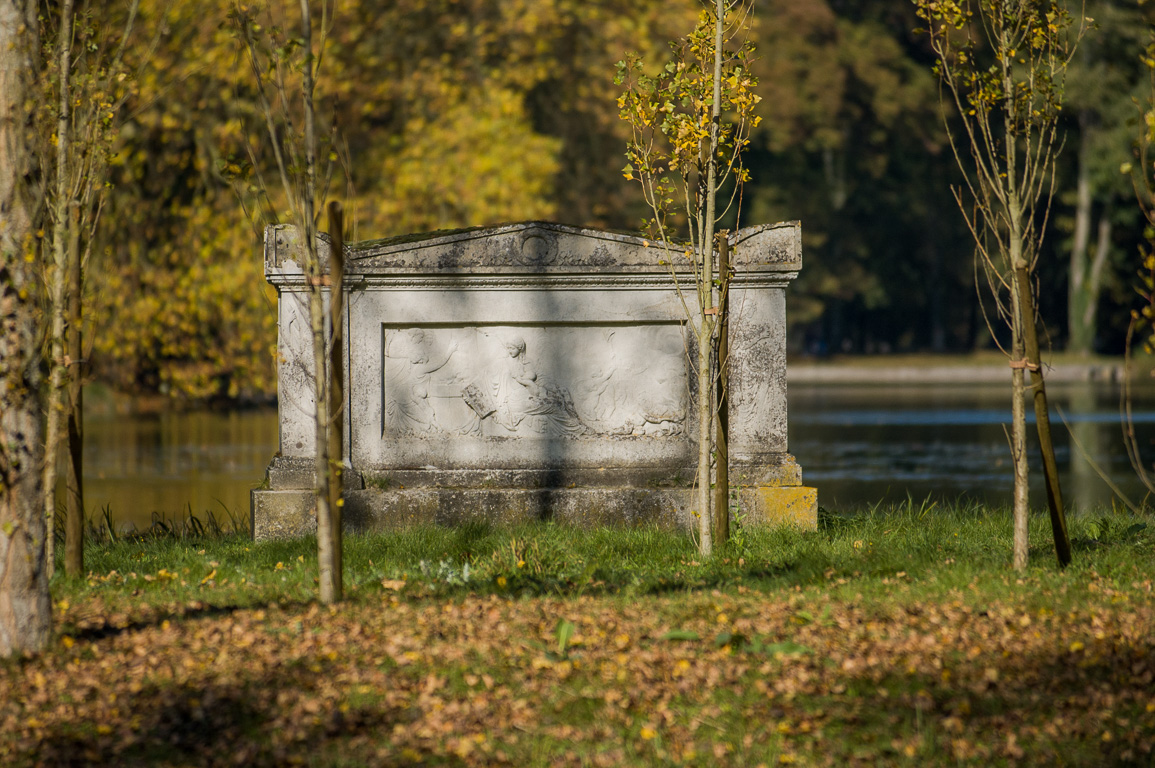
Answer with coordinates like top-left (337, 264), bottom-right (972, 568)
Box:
top-left (252, 485), bottom-right (817, 540)
top-left (741, 486), bottom-right (818, 530)
top-left (341, 488), bottom-right (693, 531)
top-left (251, 489), bottom-right (317, 540)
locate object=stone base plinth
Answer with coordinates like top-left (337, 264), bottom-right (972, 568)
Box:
top-left (251, 489), bottom-right (318, 540)
top-left (741, 486), bottom-right (818, 530)
top-left (251, 484), bottom-right (817, 540)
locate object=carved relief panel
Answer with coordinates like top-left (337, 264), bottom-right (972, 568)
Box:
top-left (382, 324), bottom-right (688, 439)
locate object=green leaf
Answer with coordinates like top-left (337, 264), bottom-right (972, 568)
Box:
top-left (714, 631), bottom-right (748, 648)
top-left (661, 629), bottom-right (701, 642)
top-left (555, 618), bottom-right (575, 656)
top-left (1123, 523), bottom-right (1149, 539)
top-left (762, 641), bottom-right (812, 657)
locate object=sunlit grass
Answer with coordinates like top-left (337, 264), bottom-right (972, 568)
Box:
top-left (55, 500), bottom-right (1155, 615)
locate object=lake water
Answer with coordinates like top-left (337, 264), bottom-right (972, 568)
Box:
top-left (82, 408), bottom-right (278, 532)
top-left (80, 381), bottom-right (1155, 531)
top-left (789, 382), bottom-right (1155, 511)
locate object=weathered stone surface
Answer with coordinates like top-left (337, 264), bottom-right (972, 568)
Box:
top-left (743, 486), bottom-right (819, 530)
top-left (251, 490), bottom-right (316, 540)
top-left (253, 221), bottom-right (816, 538)
top-left (343, 488), bottom-right (691, 530)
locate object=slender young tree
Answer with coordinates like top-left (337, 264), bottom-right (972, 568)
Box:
top-left (41, 0), bottom-right (75, 578)
top-left (39, 0), bottom-right (144, 577)
top-left (915, 0), bottom-right (1079, 569)
top-left (0, 0), bottom-right (51, 657)
top-left (617, 0), bottom-right (760, 555)
top-left (235, 0), bottom-right (343, 602)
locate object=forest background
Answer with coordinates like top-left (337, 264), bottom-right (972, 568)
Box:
top-left (82, 0), bottom-right (1154, 405)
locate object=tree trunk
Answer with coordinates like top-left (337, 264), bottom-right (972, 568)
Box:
top-left (298, 0), bottom-right (337, 604)
top-left (695, 324), bottom-right (713, 557)
top-left (1010, 307), bottom-right (1029, 572)
top-left (1083, 215), bottom-right (1111, 344)
top-left (1001, 42), bottom-right (1029, 572)
top-left (1068, 115), bottom-right (1092, 354)
top-left (1015, 266), bottom-right (1072, 567)
top-left (713, 233), bottom-right (730, 548)
top-left (0, 0), bottom-right (51, 657)
top-left (42, 0), bottom-right (76, 578)
top-left (1009, 206), bottom-right (1029, 572)
top-left (64, 213), bottom-right (83, 577)
top-left (694, 0), bottom-right (726, 557)
top-left (325, 202), bottom-right (344, 601)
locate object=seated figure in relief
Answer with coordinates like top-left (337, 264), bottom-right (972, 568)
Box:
top-left (485, 335), bottom-right (588, 437)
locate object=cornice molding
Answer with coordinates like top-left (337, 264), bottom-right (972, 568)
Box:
top-left (268, 270), bottom-right (800, 291)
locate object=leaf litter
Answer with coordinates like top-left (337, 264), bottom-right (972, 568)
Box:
top-left (2, 566), bottom-right (1154, 765)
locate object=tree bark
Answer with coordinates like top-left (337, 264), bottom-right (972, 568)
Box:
top-left (695, 324), bottom-right (713, 556)
top-left (0, 0), bottom-right (51, 657)
top-left (1015, 266), bottom-right (1072, 568)
top-left (325, 201), bottom-right (344, 601)
top-left (1001, 33), bottom-right (1028, 573)
top-left (1010, 288), bottom-right (1029, 572)
top-left (694, 0), bottom-right (726, 557)
top-left (64, 211), bottom-right (83, 577)
top-left (298, 0), bottom-right (337, 604)
top-left (713, 232), bottom-right (730, 548)
top-left (1084, 216), bottom-right (1111, 339)
top-left (43, 0), bottom-right (76, 578)
top-left (1068, 116), bottom-right (1110, 356)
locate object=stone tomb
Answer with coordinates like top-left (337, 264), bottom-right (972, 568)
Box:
top-left (252, 221), bottom-right (817, 539)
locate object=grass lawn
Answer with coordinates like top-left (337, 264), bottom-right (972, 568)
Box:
top-left (2, 503), bottom-right (1154, 766)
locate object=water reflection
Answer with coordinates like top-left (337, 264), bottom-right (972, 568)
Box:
top-left (82, 408), bottom-right (278, 531)
top-left (789, 382), bottom-right (1155, 511)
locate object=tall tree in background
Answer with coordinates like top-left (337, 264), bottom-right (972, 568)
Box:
top-left (915, 0), bottom-right (1078, 569)
top-left (743, 1), bottom-right (967, 354)
top-left (17, 0), bottom-right (1139, 410)
top-left (0, 0), bottom-right (51, 657)
top-left (617, 0), bottom-right (761, 555)
top-left (1122, 26), bottom-right (1155, 495)
top-left (234, 0), bottom-right (343, 603)
top-left (1062, 1), bottom-right (1150, 355)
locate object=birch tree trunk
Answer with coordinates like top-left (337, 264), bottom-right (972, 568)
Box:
top-left (0, 0), bottom-right (52, 657)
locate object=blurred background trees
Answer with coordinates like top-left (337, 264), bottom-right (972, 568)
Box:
top-left (76, 0), bottom-right (1154, 405)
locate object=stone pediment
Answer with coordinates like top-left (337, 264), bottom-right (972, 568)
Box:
top-left (264, 220), bottom-right (801, 279)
